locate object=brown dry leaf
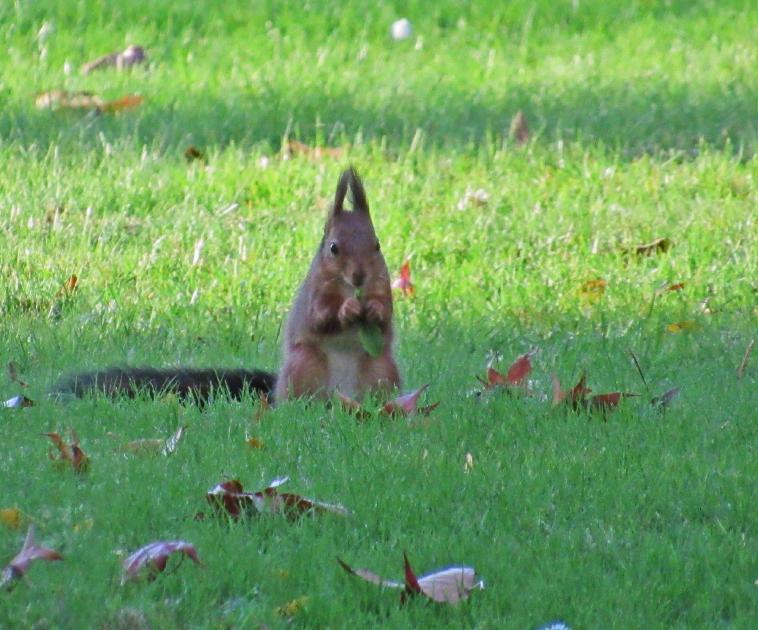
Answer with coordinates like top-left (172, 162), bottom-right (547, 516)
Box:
top-left (1, 525), bottom-right (63, 589)
top-left (55, 274), bottom-right (78, 298)
top-left (552, 373), bottom-right (636, 415)
top-left (282, 139), bottom-right (344, 161)
top-left (580, 278), bottom-right (607, 299)
top-left (660, 282), bottom-right (685, 293)
top-left (82, 45), bottom-right (146, 74)
top-left (7, 362), bottom-right (28, 388)
top-left (509, 110), bottom-right (530, 146)
top-left (0, 508), bottom-right (24, 530)
top-left (382, 384), bottom-right (434, 416)
top-left (121, 540), bottom-right (202, 584)
top-left (245, 437), bottom-right (264, 450)
top-left (666, 321), bottom-right (699, 333)
top-left (205, 477), bottom-right (350, 520)
top-left (635, 237), bottom-right (671, 257)
top-left (44, 430), bottom-right (89, 473)
top-left (737, 339), bottom-right (754, 379)
top-left (101, 94), bottom-right (143, 113)
top-left (184, 146), bottom-right (205, 162)
top-left (36, 90), bottom-right (103, 111)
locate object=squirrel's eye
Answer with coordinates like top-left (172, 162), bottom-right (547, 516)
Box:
top-left (329, 242), bottom-right (339, 255)
top-left (375, 241), bottom-right (381, 252)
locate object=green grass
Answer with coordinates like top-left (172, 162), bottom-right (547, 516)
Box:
top-left (1, 1), bottom-right (756, 627)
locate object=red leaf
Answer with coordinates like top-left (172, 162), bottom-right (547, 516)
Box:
top-left (1, 525), bottom-right (63, 588)
top-left (382, 384), bottom-right (431, 416)
top-left (403, 552), bottom-right (422, 594)
top-left (553, 374), bottom-right (634, 414)
top-left (121, 540), bottom-right (202, 584)
top-left (391, 260), bottom-right (415, 296)
top-left (483, 351), bottom-right (535, 392)
top-left (589, 392), bottom-right (638, 411)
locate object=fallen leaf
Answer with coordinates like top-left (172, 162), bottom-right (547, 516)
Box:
top-left (404, 552), bottom-right (484, 604)
top-left (479, 351), bottom-right (536, 392)
top-left (391, 260), bottom-right (415, 296)
top-left (43, 430), bottom-right (89, 473)
top-left (509, 110), bottom-right (530, 146)
top-left (337, 554), bottom-right (483, 605)
top-left (35, 91), bottom-right (142, 114)
top-left (121, 540), bottom-right (202, 584)
top-left (55, 274), bottom-right (78, 298)
top-left (1, 525), bottom-right (62, 589)
top-left (336, 558), bottom-right (403, 589)
top-left (737, 339), bottom-right (754, 379)
top-left (7, 362), bottom-right (28, 388)
top-left (100, 94), bottom-right (143, 113)
top-left (245, 437), bottom-right (264, 450)
top-left (282, 140), bottom-right (344, 160)
top-left (382, 384), bottom-right (431, 416)
top-left (666, 321), bottom-right (699, 333)
top-left (580, 278), bottom-right (607, 299)
top-left (184, 146), bottom-right (205, 162)
top-left (36, 90), bottom-right (103, 111)
top-left (660, 282), bottom-right (685, 293)
top-left (82, 44), bottom-right (146, 74)
top-left (206, 477), bottom-right (350, 520)
top-left (3, 395), bottom-right (35, 408)
top-left (634, 237), bottom-right (671, 257)
top-left (276, 595), bottom-right (310, 617)
top-left (651, 387), bottom-right (680, 410)
top-left (0, 508), bottom-right (24, 530)
top-left (552, 373), bottom-right (636, 414)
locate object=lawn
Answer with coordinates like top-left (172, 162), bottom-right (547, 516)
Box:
top-left (0, 1), bottom-right (756, 627)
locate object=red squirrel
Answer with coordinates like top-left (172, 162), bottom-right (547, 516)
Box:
top-left (56, 168), bottom-right (401, 404)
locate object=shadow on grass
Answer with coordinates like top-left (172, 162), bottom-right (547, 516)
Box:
top-left (3, 80), bottom-right (756, 159)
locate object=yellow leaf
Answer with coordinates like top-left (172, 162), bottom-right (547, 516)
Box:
top-left (276, 596), bottom-right (309, 617)
top-left (666, 321), bottom-right (699, 333)
top-left (0, 507), bottom-right (23, 529)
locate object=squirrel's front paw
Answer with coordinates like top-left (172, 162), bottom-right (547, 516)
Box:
top-left (338, 297), bottom-right (362, 327)
top-left (364, 299), bottom-right (386, 325)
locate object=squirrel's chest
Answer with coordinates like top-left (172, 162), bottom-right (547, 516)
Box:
top-left (321, 329), bottom-right (364, 398)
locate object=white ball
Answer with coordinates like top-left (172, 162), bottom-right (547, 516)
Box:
top-left (391, 18), bottom-right (413, 41)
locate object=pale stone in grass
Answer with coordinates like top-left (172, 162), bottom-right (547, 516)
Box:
top-left (391, 18), bottom-right (413, 41)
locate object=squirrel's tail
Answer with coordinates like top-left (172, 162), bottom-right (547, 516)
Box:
top-left (53, 367), bottom-right (276, 404)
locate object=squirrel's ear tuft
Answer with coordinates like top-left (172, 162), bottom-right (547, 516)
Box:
top-left (333, 167), bottom-right (369, 215)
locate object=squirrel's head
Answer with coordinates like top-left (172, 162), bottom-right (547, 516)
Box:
top-left (320, 168), bottom-right (386, 290)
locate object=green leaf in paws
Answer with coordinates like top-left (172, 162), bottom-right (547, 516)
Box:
top-left (358, 324), bottom-right (384, 357)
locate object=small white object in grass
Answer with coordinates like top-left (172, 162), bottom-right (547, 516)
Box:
top-left (37, 21), bottom-right (55, 43)
top-left (63, 61), bottom-right (72, 75)
top-left (456, 187), bottom-right (490, 210)
top-left (535, 623), bottom-right (571, 630)
top-left (191, 238), bottom-right (205, 266)
top-left (391, 18), bottom-right (413, 41)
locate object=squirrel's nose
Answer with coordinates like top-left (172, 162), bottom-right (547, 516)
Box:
top-left (352, 270), bottom-right (365, 287)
